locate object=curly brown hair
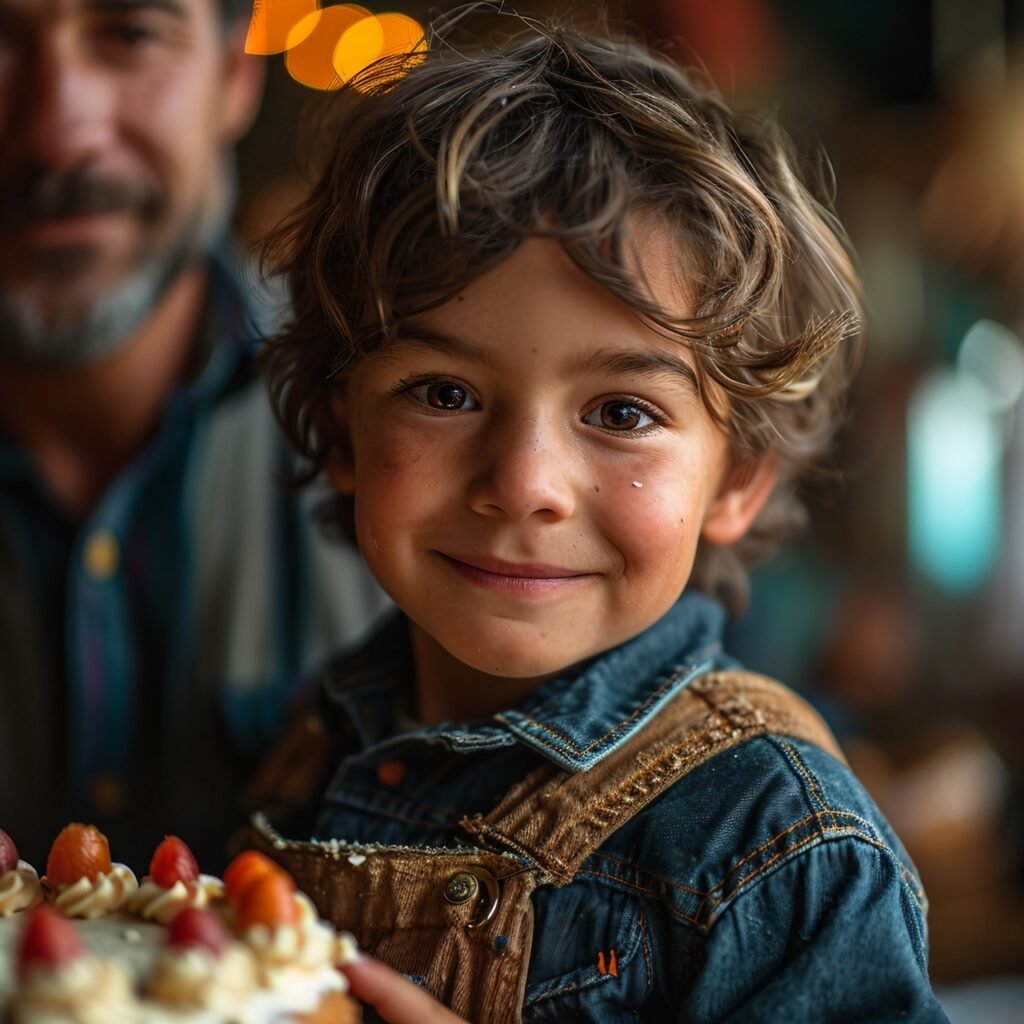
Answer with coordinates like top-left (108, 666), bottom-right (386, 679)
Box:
top-left (262, 18), bottom-right (863, 613)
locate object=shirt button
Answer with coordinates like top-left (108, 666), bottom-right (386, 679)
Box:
top-left (376, 760), bottom-right (407, 786)
top-left (90, 775), bottom-right (126, 815)
top-left (83, 530), bottom-right (119, 580)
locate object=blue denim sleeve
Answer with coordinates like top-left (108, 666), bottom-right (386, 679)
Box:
top-left (680, 836), bottom-right (951, 1023)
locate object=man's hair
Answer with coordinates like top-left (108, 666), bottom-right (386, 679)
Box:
top-left (263, 21), bottom-right (863, 613)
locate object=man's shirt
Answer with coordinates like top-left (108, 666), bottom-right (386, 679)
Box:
top-left (0, 246), bottom-right (389, 869)
top-left (310, 594), bottom-right (950, 1023)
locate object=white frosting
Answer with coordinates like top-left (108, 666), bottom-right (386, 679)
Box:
top-left (50, 865), bottom-right (139, 920)
top-left (12, 955), bottom-right (136, 1023)
top-left (128, 875), bottom-right (224, 926)
top-left (243, 895), bottom-right (351, 976)
top-left (147, 943), bottom-right (259, 1011)
top-left (0, 908), bottom-right (355, 1023)
top-left (0, 863), bottom-right (44, 918)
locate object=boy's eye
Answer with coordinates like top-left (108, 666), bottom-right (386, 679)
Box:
top-left (583, 400), bottom-right (656, 432)
top-left (407, 381), bottom-right (479, 411)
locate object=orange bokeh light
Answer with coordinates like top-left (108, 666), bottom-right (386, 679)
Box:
top-left (285, 4), bottom-right (370, 91)
top-left (334, 11), bottom-right (425, 84)
top-left (245, 0), bottom-right (321, 56)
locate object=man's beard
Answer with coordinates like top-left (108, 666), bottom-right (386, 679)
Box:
top-left (0, 164), bottom-right (229, 366)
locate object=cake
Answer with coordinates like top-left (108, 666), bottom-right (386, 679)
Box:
top-left (0, 827), bottom-right (360, 1023)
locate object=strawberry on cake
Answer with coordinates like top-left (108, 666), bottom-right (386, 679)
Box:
top-left (129, 837), bottom-right (224, 926)
top-left (43, 825), bottom-right (138, 920)
top-left (0, 831), bottom-right (43, 919)
top-left (0, 826), bottom-right (360, 1023)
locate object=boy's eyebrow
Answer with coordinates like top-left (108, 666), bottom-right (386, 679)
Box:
top-left (576, 348), bottom-right (700, 396)
top-left (392, 324), bottom-right (497, 369)
top-left (392, 326), bottom-right (699, 395)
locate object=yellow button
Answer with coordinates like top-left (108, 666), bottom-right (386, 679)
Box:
top-left (83, 530), bottom-right (119, 580)
top-left (90, 775), bottom-right (126, 815)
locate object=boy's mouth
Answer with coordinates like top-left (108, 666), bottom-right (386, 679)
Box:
top-left (436, 552), bottom-right (595, 585)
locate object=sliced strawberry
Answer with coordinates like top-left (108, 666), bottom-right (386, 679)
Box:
top-left (235, 871), bottom-right (299, 932)
top-left (0, 828), bottom-right (18, 875)
top-left (45, 824), bottom-right (112, 886)
top-left (223, 851), bottom-right (279, 907)
top-left (16, 907), bottom-right (83, 978)
top-left (167, 907), bottom-right (229, 958)
top-left (149, 836), bottom-right (200, 888)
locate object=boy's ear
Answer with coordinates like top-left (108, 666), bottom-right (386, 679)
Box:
top-left (700, 454), bottom-right (779, 546)
top-left (324, 392), bottom-right (356, 495)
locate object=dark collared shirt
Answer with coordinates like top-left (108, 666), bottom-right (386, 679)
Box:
top-left (312, 594), bottom-right (950, 1022)
top-left (0, 246), bottom-right (388, 870)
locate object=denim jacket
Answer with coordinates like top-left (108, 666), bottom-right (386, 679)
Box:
top-left (312, 593), bottom-right (950, 1022)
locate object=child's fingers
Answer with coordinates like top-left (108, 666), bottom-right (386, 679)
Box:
top-left (340, 956), bottom-right (470, 1024)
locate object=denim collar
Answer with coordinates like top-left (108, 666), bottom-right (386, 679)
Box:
top-left (321, 591), bottom-right (727, 773)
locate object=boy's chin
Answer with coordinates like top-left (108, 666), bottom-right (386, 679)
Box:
top-left (444, 634), bottom-right (598, 683)
top-left (412, 615), bottom-right (623, 689)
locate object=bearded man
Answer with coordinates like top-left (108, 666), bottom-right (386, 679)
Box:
top-left (0, 0), bottom-right (387, 868)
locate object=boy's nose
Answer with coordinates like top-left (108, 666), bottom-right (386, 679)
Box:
top-left (467, 417), bottom-right (577, 522)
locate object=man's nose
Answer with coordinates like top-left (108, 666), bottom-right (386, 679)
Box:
top-left (468, 416), bottom-right (578, 522)
top-left (22, 40), bottom-right (116, 170)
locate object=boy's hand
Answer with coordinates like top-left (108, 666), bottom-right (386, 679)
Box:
top-left (340, 956), bottom-right (470, 1023)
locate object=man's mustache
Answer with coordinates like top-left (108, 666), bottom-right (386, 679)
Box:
top-left (0, 167), bottom-right (163, 228)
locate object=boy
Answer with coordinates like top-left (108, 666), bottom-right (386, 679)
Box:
top-left (254, 22), bottom-right (950, 1024)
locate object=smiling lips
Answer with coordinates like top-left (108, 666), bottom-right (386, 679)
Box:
top-left (438, 552), bottom-right (596, 593)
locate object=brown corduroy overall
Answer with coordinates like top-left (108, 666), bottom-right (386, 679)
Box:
top-left (248, 670), bottom-right (844, 1023)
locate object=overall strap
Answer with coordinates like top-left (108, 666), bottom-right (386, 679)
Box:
top-left (461, 670), bottom-right (845, 886)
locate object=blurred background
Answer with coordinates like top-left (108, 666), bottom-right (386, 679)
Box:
top-left (234, 1), bottom-right (1024, 1018)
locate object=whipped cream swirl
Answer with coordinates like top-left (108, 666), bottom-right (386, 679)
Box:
top-left (13, 956), bottom-right (137, 1024)
top-left (147, 942), bottom-right (259, 1012)
top-left (128, 873), bottom-right (224, 925)
top-left (49, 864), bottom-right (138, 919)
top-left (243, 893), bottom-right (353, 977)
top-left (0, 860), bottom-right (44, 917)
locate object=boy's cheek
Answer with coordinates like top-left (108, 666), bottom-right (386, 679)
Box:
top-left (591, 471), bottom-right (706, 584)
top-left (354, 424), bottom-right (436, 481)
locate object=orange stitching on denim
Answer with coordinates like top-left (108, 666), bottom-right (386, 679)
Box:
top-left (540, 720), bottom-right (751, 864)
top-left (578, 867), bottom-right (704, 927)
top-left (587, 821), bottom-right (904, 934)
top-left (703, 827), bottom-right (891, 922)
top-left (705, 809), bottom-right (872, 897)
top-left (591, 853), bottom-right (706, 897)
top-left (779, 741), bottom-right (838, 829)
top-left (706, 813), bottom-right (818, 890)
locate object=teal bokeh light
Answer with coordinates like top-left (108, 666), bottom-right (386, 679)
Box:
top-left (907, 321), bottom-right (1024, 596)
top-left (907, 368), bottom-right (1002, 595)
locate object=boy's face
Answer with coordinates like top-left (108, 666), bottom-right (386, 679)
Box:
top-left (332, 235), bottom-right (774, 693)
